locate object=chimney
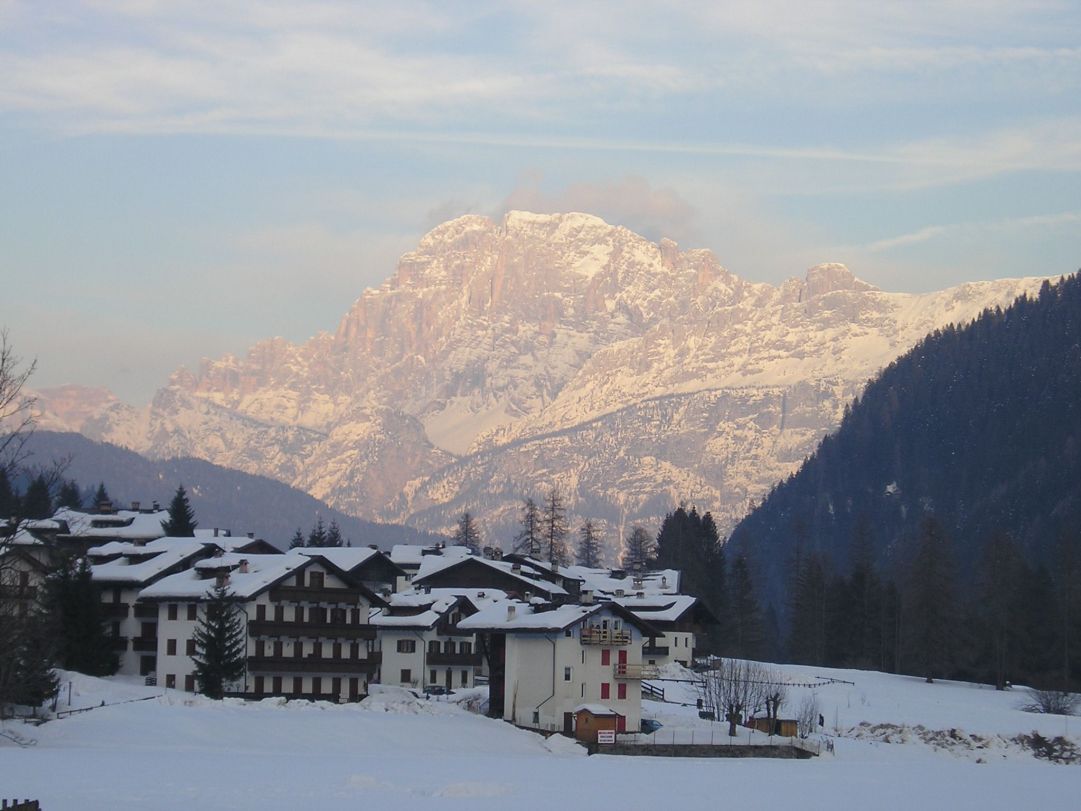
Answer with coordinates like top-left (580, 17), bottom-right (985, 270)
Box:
top-left (247, 531), bottom-right (254, 539)
top-left (581, 590), bottom-right (594, 605)
top-left (215, 573), bottom-right (229, 588)
top-left (131, 501), bottom-right (140, 511)
top-left (213, 528), bottom-right (219, 537)
top-left (511, 563), bottom-right (521, 574)
top-left (238, 559), bottom-right (249, 574)
top-left (615, 588), bottom-right (625, 598)
top-left (506, 604), bottom-right (517, 620)
top-left (368, 544), bottom-right (378, 550)
top-left (661, 576), bottom-right (668, 589)
top-left (636, 591), bottom-right (644, 599)
top-left (152, 501), bottom-right (160, 511)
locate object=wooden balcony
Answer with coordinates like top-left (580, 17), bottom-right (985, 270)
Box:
top-left (580, 628), bottom-right (631, 646)
top-left (101, 602), bottom-right (130, 618)
top-left (133, 603), bottom-right (158, 619)
top-left (268, 586), bottom-right (361, 605)
top-left (614, 663), bottom-right (660, 680)
top-left (426, 650), bottom-right (483, 666)
top-left (642, 644), bottom-right (670, 657)
top-left (132, 636), bottom-right (157, 652)
top-left (247, 652), bottom-right (381, 675)
top-left (249, 620), bottom-right (376, 640)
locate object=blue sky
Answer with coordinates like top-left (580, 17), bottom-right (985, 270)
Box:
top-left (1, 1), bottom-right (1079, 402)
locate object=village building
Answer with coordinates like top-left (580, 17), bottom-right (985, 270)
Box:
top-left (411, 554), bottom-right (570, 603)
top-left (294, 546), bottom-right (404, 596)
top-left (88, 537), bottom-right (224, 677)
top-left (371, 589), bottom-right (496, 691)
top-left (139, 552), bottom-right (387, 700)
top-left (458, 598), bottom-right (662, 735)
top-left (611, 593), bottom-right (717, 667)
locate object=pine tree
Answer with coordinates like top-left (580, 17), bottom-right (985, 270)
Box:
top-left (622, 526), bottom-right (654, 570)
top-left (56, 479), bottom-right (82, 510)
top-left (307, 516), bottom-right (327, 547)
top-left (22, 473), bottom-right (52, 520)
top-left (512, 498), bottom-right (542, 556)
top-left (93, 482), bottom-right (110, 509)
top-left (289, 527), bottom-right (305, 549)
top-left (161, 485), bottom-right (197, 536)
top-left (0, 468), bottom-right (16, 517)
top-left (47, 557), bottom-right (118, 676)
top-left (906, 515), bottom-right (956, 683)
top-left (191, 583), bottom-right (247, 699)
top-left (541, 488), bottom-right (569, 567)
top-left (10, 609), bottom-right (58, 710)
top-left (452, 512), bottom-right (481, 553)
top-left (729, 554), bottom-right (765, 660)
top-left (576, 520), bottom-right (602, 568)
top-left (325, 520), bottom-right (344, 548)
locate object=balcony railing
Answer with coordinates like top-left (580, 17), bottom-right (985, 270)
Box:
top-left (614, 663), bottom-right (660, 680)
top-left (268, 586), bottom-right (361, 604)
top-left (249, 620), bottom-right (376, 640)
top-left (580, 628), bottom-right (631, 646)
top-left (426, 650), bottom-right (483, 666)
top-left (642, 644), bottom-right (670, 657)
top-left (132, 637), bottom-right (157, 652)
top-left (101, 602), bottom-right (130, 618)
top-left (133, 603), bottom-right (158, 619)
top-left (109, 635), bottom-right (129, 651)
top-left (247, 653), bottom-right (381, 675)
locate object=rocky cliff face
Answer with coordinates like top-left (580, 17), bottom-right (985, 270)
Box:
top-left (39, 211), bottom-right (1048, 559)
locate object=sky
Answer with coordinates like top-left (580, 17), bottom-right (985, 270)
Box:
top-left (1, 0), bottom-right (1079, 403)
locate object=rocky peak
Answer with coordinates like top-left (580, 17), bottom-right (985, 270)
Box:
top-left (802, 263), bottom-right (875, 299)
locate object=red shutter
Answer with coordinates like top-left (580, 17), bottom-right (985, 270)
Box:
top-left (601, 649), bottom-right (610, 666)
top-left (618, 683), bottom-right (627, 700)
top-left (601, 682), bottom-right (610, 699)
top-left (618, 649), bottom-right (627, 665)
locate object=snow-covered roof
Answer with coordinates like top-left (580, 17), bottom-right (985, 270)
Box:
top-left (3, 527), bottom-right (45, 547)
top-left (567, 566), bottom-right (681, 596)
top-left (573, 703), bottom-right (621, 717)
top-left (54, 507), bottom-right (169, 540)
top-left (293, 546), bottom-right (380, 570)
top-left (90, 539), bottom-right (211, 585)
top-left (611, 594), bottom-right (698, 623)
top-left (413, 555), bottom-right (568, 596)
top-left (390, 543), bottom-right (472, 568)
top-left (457, 600), bottom-right (598, 632)
top-left (140, 554), bottom-right (306, 601)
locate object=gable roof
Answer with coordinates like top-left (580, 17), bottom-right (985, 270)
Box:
top-left (457, 599), bottom-right (663, 637)
top-left (412, 555), bottom-right (568, 597)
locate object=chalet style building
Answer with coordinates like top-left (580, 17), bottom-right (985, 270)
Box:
top-left (458, 598), bottom-right (663, 735)
top-left (140, 552), bottom-right (387, 700)
top-left (612, 593), bottom-right (717, 667)
top-left (411, 554), bottom-right (571, 602)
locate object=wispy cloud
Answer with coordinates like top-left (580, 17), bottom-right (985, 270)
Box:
top-left (862, 210), bottom-right (1081, 254)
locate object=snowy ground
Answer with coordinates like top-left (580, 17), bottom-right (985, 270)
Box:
top-left (1, 665), bottom-right (1077, 810)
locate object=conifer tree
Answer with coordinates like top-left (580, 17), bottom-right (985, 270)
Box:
top-left (906, 516), bottom-right (956, 683)
top-left (10, 609), bottom-right (58, 710)
top-left (576, 520), bottom-right (602, 568)
top-left (325, 520), bottom-right (344, 548)
top-left (289, 527), bottom-right (305, 549)
top-left (307, 516), bottom-right (327, 547)
top-left (452, 511), bottom-right (481, 553)
top-left (729, 553), bottom-right (765, 660)
top-left (161, 485), bottom-right (197, 536)
top-left (513, 497), bottom-right (542, 557)
top-left (0, 468), bottom-right (17, 517)
top-left (542, 488), bottom-right (569, 567)
top-left (192, 583), bottom-right (247, 699)
top-left (93, 482), bottom-right (110, 509)
top-left (47, 557), bottom-right (118, 676)
top-left (22, 473), bottom-right (52, 520)
top-left (622, 526), bottom-right (654, 570)
top-left (56, 479), bottom-right (82, 510)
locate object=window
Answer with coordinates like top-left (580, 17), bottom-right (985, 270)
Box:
top-left (428, 640), bottom-right (440, 653)
top-left (396, 639), bottom-right (416, 653)
top-left (273, 641), bottom-right (283, 658)
top-left (461, 670), bottom-right (468, 686)
top-left (601, 649), bottom-right (610, 666)
top-left (617, 683), bottom-right (627, 700)
top-left (350, 608), bottom-right (361, 624)
top-left (532, 710), bottom-right (540, 725)
top-left (256, 604), bottom-right (266, 621)
top-left (600, 682), bottom-right (610, 700)
top-left (309, 571), bottom-right (324, 588)
top-left (184, 674), bottom-right (195, 692)
top-left (444, 640), bottom-right (455, 654)
top-left (563, 666), bottom-right (572, 681)
top-left (400, 669), bottom-right (412, 684)
top-left (274, 605), bottom-right (284, 622)
top-left (187, 604), bottom-right (197, 621)
top-left (565, 628), bottom-right (572, 637)
top-left (293, 642), bottom-right (304, 658)
top-left (166, 639), bottom-right (177, 656)
top-left (312, 677), bottom-right (322, 695)
top-left (313, 642), bottom-right (323, 659)
top-left (255, 676), bottom-right (265, 694)
top-left (186, 639), bottom-right (196, 656)
top-left (332, 642), bottom-right (342, 660)
top-left (255, 640), bottom-right (265, 658)
top-left (430, 669), bottom-right (437, 684)
top-left (167, 604), bottom-right (178, 621)
top-left (292, 677), bottom-right (302, 694)
top-left (272, 676), bottom-right (282, 694)
top-left (349, 642), bottom-right (360, 659)
top-left (581, 684), bottom-right (585, 698)
top-left (461, 641), bottom-right (471, 654)
top-left (165, 674), bottom-right (176, 689)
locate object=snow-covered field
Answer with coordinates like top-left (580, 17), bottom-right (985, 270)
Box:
top-left (1, 665), bottom-right (1077, 810)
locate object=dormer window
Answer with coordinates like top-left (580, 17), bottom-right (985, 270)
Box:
top-left (309, 571), bottom-right (324, 589)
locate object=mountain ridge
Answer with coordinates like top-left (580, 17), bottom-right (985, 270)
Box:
top-left (32, 211), bottom-right (1052, 554)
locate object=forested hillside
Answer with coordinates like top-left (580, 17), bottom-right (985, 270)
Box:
top-left (726, 273), bottom-right (1081, 688)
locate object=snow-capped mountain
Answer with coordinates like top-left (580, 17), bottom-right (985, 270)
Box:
top-left (46, 211), bottom-right (1048, 557)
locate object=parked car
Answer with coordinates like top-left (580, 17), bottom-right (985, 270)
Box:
top-left (640, 719), bottom-right (663, 734)
top-left (424, 685), bottom-right (454, 696)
